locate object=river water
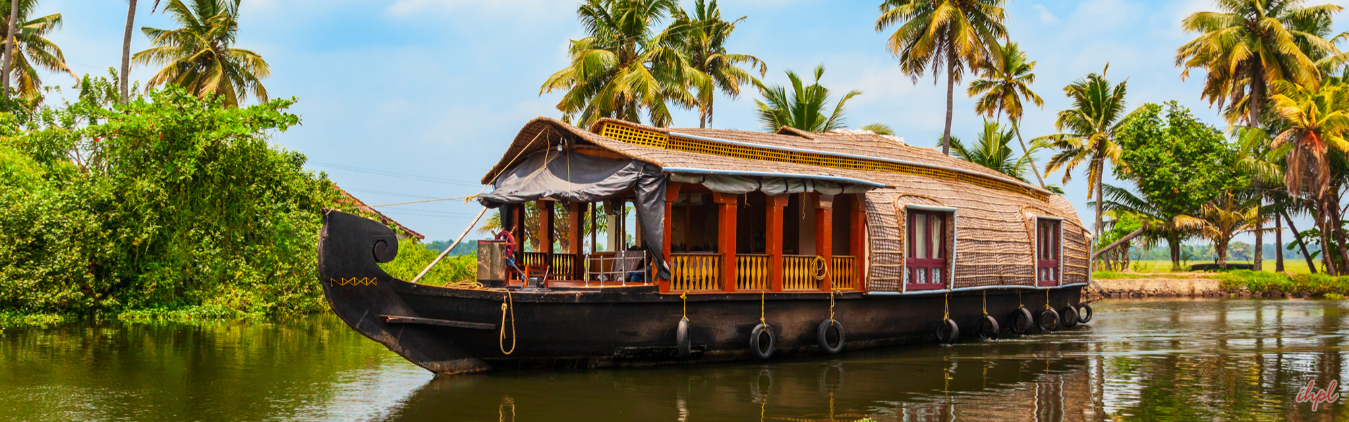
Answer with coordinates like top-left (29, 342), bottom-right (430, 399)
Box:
top-left (2, 299), bottom-right (1346, 421)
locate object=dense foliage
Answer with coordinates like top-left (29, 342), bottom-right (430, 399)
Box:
top-left (378, 239), bottom-right (477, 287)
top-left (0, 84), bottom-right (342, 318)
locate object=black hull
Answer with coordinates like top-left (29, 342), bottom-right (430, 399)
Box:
top-left (318, 210), bottom-right (1086, 375)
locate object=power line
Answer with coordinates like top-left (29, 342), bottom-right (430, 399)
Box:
top-left (310, 161), bottom-right (483, 187)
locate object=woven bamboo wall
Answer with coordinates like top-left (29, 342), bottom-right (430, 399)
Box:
top-left (484, 117), bottom-right (1094, 292)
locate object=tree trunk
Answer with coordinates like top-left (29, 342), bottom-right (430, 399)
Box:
top-left (1275, 211), bottom-right (1285, 272)
top-left (1169, 234), bottom-right (1182, 272)
top-left (1283, 209), bottom-right (1318, 274)
top-left (121, 0), bottom-right (138, 106)
top-left (1, 0), bottom-right (18, 99)
top-left (1013, 120), bottom-right (1047, 188)
top-left (1217, 239), bottom-right (1229, 270)
top-left (1317, 208), bottom-right (1338, 275)
top-left (1253, 181), bottom-right (1263, 271)
top-left (941, 54), bottom-right (955, 155)
top-left (1094, 158), bottom-right (1104, 238)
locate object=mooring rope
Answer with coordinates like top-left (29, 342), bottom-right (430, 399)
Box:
top-left (500, 290), bottom-right (516, 355)
top-left (943, 290), bottom-right (950, 320)
top-left (681, 291), bottom-right (687, 320)
top-left (759, 291), bottom-right (766, 324)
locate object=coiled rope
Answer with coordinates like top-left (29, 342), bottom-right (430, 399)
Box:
top-left (500, 290), bottom-right (516, 355)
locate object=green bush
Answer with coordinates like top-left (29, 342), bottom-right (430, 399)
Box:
top-left (0, 84), bottom-right (348, 319)
top-left (1217, 270), bottom-right (1349, 298)
top-left (379, 239), bottom-right (477, 286)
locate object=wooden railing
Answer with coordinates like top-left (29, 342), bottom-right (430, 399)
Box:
top-left (670, 253), bottom-right (721, 291)
top-left (736, 254), bottom-right (770, 291)
top-left (521, 252), bottom-right (548, 268)
top-left (783, 255), bottom-right (820, 291)
top-left (551, 253), bottom-right (578, 279)
top-left (832, 256), bottom-right (856, 290)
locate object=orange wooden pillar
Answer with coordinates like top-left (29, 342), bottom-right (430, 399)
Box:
top-left (660, 183), bottom-right (682, 293)
top-left (850, 195), bottom-right (867, 292)
top-left (814, 193), bottom-right (834, 292)
top-left (567, 202), bottom-right (583, 281)
top-left (714, 192), bottom-right (738, 292)
top-left (538, 200), bottom-right (554, 255)
top-left (766, 195), bottom-right (788, 292)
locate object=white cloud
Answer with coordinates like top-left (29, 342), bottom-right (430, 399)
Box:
top-left (1033, 4), bottom-right (1058, 24)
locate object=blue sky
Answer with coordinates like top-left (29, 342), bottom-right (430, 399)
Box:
top-left (40, 0), bottom-right (1349, 243)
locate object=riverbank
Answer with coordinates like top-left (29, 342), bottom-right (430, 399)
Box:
top-left (1087, 270), bottom-right (1349, 301)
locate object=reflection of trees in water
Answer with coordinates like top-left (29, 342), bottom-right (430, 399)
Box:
top-left (0, 314), bottom-right (428, 420)
top-left (1100, 300), bottom-right (1347, 420)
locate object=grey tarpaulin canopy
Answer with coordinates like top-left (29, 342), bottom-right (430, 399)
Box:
top-left (479, 150), bottom-right (669, 279)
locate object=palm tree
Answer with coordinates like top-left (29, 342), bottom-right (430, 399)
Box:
top-left (861, 123), bottom-right (896, 135)
top-left (1177, 192), bottom-right (1266, 270)
top-left (949, 120), bottom-right (1034, 182)
top-left (1177, 0), bottom-right (1343, 272)
top-left (0, 0), bottom-right (74, 103)
top-left (1099, 184), bottom-right (1196, 271)
top-left (1268, 78), bottom-right (1349, 273)
top-left (670, 0), bottom-right (765, 129)
top-left (1036, 68), bottom-right (1138, 238)
top-left (133, 0), bottom-right (269, 108)
top-left (541, 0), bottom-right (707, 128)
top-left (968, 41), bottom-right (1045, 186)
top-left (121, 0), bottom-right (161, 105)
top-left (754, 65), bottom-right (861, 133)
top-left (1177, 0), bottom-right (1341, 127)
top-left (875, 0), bottom-right (1007, 155)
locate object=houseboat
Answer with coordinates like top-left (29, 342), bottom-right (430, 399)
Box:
top-left (317, 117), bottom-right (1094, 375)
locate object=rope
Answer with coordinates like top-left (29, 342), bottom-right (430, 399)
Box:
top-left (812, 255), bottom-right (830, 281)
top-left (759, 291), bottom-right (766, 324)
top-left (681, 291), bottom-right (687, 320)
top-left (1045, 289), bottom-right (1052, 310)
top-left (982, 289), bottom-right (988, 315)
top-left (1018, 289), bottom-right (1023, 308)
top-left (943, 290), bottom-right (950, 320)
top-left (500, 290), bottom-right (516, 355)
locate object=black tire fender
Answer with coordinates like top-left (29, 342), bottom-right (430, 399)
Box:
top-left (935, 318), bottom-right (959, 344)
top-left (817, 319), bottom-right (845, 354)
top-left (1060, 306), bottom-right (1079, 328)
top-left (1011, 306), bottom-right (1033, 335)
top-left (1077, 303), bottom-right (1094, 323)
top-left (976, 314), bottom-right (1000, 340)
top-left (750, 323), bottom-right (775, 359)
top-left (676, 317), bottom-right (691, 358)
top-left (1037, 308), bottom-right (1060, 332)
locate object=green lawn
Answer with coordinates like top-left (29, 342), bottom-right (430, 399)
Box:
top-left (1114, 259), bottom-right (1315, 275)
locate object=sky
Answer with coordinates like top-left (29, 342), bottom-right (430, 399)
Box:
top-left (39, 0), bottom-right (1349, 244)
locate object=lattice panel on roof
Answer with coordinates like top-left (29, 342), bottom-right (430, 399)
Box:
top-left (599, 123), bottom-right (670, 148)
top-left (597, 122), bottom-right (1049, 202)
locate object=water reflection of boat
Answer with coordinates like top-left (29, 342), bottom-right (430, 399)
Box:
top-left (318, 118), bottom-right (1094, 375)
top-left (376, 339), bottom-right (1095, 421)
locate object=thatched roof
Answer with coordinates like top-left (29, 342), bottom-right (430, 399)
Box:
top-left (480, 117), bottom-right (1090, 291)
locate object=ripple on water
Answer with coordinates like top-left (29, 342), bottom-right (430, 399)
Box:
top-left (2, 300), bottom-right (1348, 421)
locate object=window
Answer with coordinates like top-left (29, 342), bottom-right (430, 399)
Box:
top-left (906, 210), bottom-right (949, 290)
top-left (1036, 218), bottom-right (1061, 286)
